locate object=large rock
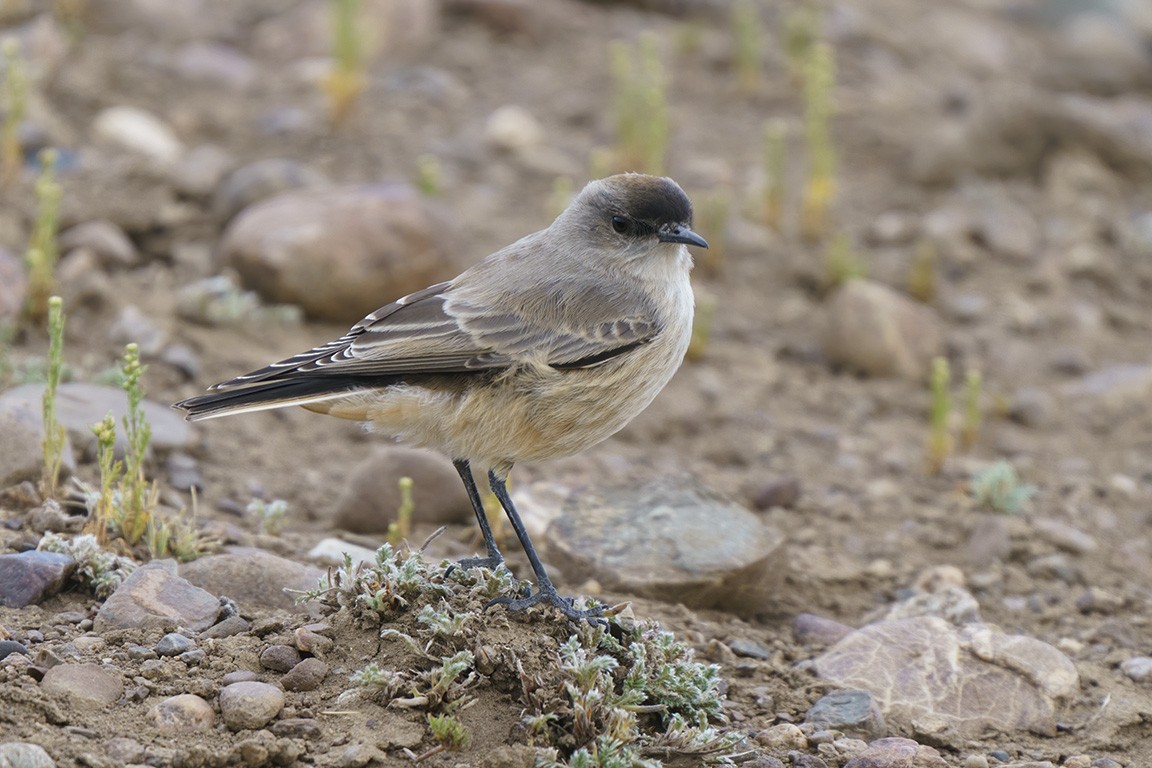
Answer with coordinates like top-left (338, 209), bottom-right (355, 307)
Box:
top-left (179, 548), bottom-right (325, 613)
top-left (219, 184), bottom-right (457, 321)
top-left (218, 681), bottom-right (284, 731)
top-left (822, 279), bottom-right (943, 380)
top-left (332, 446), bottom-right (472, 534)
top-left (40, 663), bottom-right (123, 709)
top-left (544, 478), bottom-right (786, 616)
top-left (95, 560), bottom-right (220, 632)
top-left (0, 551), bottom-right (75, 608)
top-left (0, 383), bottom-right (191, 457)
top-left (813, 617), bottom-right (1079, 738)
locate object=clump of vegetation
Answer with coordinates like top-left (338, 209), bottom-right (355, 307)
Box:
top-left (763, 119), bottom-right (787, 232)
top-left (324, 0), bottom-right (366, 125)
top-left (248, 497), bottom-right (289, 536)
top-left (386, 476), bottom-right (414, 546)
top-left (118, 343), bottom-right (154, 543)
top-left (801, 42), bottom-right (836, 242)
top-left (971, 461), bottom-right (1034, 514)
top-left (783, 0), bottom-right (821, 85)
top-left (906, 239), bottom-right (938, 303)
top-left (38, 532), bottom-right (136, 598)
top-left (40, 296), bottom-right (67, 497)
top-left (1, 38), bottom-right (27, 188)
top-left (925, 356), bottom-right (953, 475)
top-left (823, 232), bottom-right (864, 289)
top-left (314, 545), bottom-right (735, 765)
top-left (611, 33), bottom-right (667, 175)
top-left (730, 0), bottom-right (763, 94)
top-left (23, 149), bottom-right (63, 327)
top-left (960, 368), bottom-right (983, 451)
top-left (416, 154), bottom-right (441, 197)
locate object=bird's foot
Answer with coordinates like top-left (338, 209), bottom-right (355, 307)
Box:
top-left (444, 554), bottom-right (505, 577)
top-left (487, 584), bottom-right (607, 625)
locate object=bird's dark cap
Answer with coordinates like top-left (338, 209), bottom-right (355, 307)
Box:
top-left (592, 173), bottom-right (694, 226)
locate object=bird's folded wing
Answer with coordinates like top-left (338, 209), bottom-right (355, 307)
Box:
top-left (207, 281), bottom-right (660, 391)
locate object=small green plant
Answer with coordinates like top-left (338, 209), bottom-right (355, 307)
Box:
top-left (118, 343), bottom-right (153, 545)
top-left (611, 33), bottom-right (667, 174)
top-left (686, 294), bottom-right (715, 362)
top-left (731, 0), bottom-right (763, 94)
top-left (87, 413), bottom-right (119, 544)
top-left (823, 232), bottom-right (864, 289)
top-left (695, 188), bottom-right (730, 277)
top-left (386, 476), bottom-right (414, 546)
top-left (926, 356), bottom-right (952, 475)
top-left (800, 42), bottom-right (836, 242)
top-left (960, 367), bottom-right (982, 451)
top-left (1, 38), bottom-right (26, 188)
top-left (783, 0), bottom-right (821, 85)
top-left (763, 119), bottom-right (787, 231)
top-left (423, 713), bottom-right (469, 757)
top-left (907, 239), bottom-right (937, 303)
top-left (38, 532), bottom-right (137, 597)
top-left (145, 509), bottom-right (212, 562)
top-left (416, 154), bottom-right (441, 197)
top-left (23, 149), bottom-right (62, 327)
top-left (324, 0), bottom-right (365, 125)
top-left (971, 461), bottom-right (1034, 514)
top-left (40, 296), bottom-right (66, 497)
top-left (248, 497), bottom-right (289, 536)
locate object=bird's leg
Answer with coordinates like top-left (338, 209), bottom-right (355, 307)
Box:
top-left (446, 459), bottom-right (505, 573)
top-left (484, 469), bottom-right (605, 624)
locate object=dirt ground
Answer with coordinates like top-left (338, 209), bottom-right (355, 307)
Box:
top-left (2, 0), bottom-right (1152, 765)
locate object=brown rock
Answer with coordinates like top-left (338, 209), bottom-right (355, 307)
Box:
top-left (0, 551), bottom-right (75, 609)
top-left (843, 737), bottom-right (948, 768)
top-left (59, 220), bottom-right (138, 268)
top-left (212, 158), bottom-right (328, 223)
top-left (218, 681), bottom-right (284, 731)
top-left (822, 279), bottom-right (943, 380)
top-left (95, 560), bottom-right (220, 632)
top-left (281, 658), bottom-right (328, 692)
top-left (260, 644), bottom-right (300, 673)
top-left (332, 446), bottom-right (472, 533)
top-left (41, 663), bottom-right (123, 708)
top-left (219, 184), bottom-right (457, 321)
top-left (149, 693), bottom-right (215, 733)
top-left (179, 548), bottom-right (325, 613)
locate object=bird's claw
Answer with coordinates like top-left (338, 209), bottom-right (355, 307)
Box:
top-left (487, 585), bottom-right (608, 626)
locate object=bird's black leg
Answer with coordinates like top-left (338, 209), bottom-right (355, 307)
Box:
top-left (484, 469), bottom-right (605, 624)
top-left (446, 459), bottom-right (505, 573)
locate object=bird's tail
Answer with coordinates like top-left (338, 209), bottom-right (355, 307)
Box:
top-left (174, 377), bottom-right (375, 421)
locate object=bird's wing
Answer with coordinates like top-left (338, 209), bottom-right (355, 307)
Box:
top-left (207, 279), bottom-right (660, 391)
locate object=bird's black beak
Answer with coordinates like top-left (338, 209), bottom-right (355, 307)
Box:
top-left (657, 223), bottom-right (709, 249)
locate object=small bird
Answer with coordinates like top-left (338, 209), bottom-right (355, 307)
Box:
top-left (175, 173), bottom-right (708, 622)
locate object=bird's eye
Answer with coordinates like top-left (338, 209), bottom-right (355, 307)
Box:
top-left (611, 215), bottom-right (630, 235)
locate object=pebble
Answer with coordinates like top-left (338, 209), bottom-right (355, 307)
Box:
top-left (794, 614), bottom-right (855, 646)
top-left (148, 693), bottom-right (215, 733)
top-left (171, 144), bottom-right (234, 198)
top-left (1076, 587), bottom-right (1124, 615)
top-left (271, 718), bottom-right (322, 739)
top-left (154, 633), bottom-right (195, 657)
top-left (221, 670), bottom-right (259, 686)
top-left (58, 220), bottom-right (137, 269)
top-left (544, 477), bottom-right (786, 616)
top-left (179, 548), bottom-right (325, 613)
top-left (1031, 518), bottom-right (1097, 555)
top-left (110, 305), bottom-right (167, 356)
top-left (219, 184), bottom-right (457, 321)
top-left (103, 737), bottom-right (145, 765)
top-left (485, 105), bottom-right (544, 154)
top-left (0, 640), bottom-right (30, 661)
top-left (1120, 656), bottom-right (1152, 682)
top-left (218, 681), bottom-right (284, 731)
top-left (750, 476), bottom-right (802, 511)
top-left (806, 690), bottom-right (886, 739)
top-left (40, 663), bottom-right (123, 708)
top-left (977, 195), bottom-right (1040, 262)
top-left (728, 638), bottom-right (773, 660)
top-left (1008, 388), bottom-right (1055, 428)
top-left (293, 627), bottom-right (333, 656)
top-left (212, 158), bottom-right (327, 223)
top-left (821, 279), bottom-right (943, 380)
top-left (0, 743), bottom-right (56, 768)
top-left (164, 452), bottom-right (203, 493)
top-left (201, 615), bottom-right (252, 639)
top-left (179, 648), bottom-right (206, 665)
top-left (95, 560), bottom-right (220, 632)
top-left (0, 551), bottom-right (76, 609)
top-left (281, 658), bottom-right (329, 692)
top-left (332, 446), bottom-right (472, 534)
top-left (260, 645), bottom-right (300, 673)
top-left (754, 722), bottom-right (807, 751)
top-left (843, 737), bottom-right (949, 767)
top-left (91, 106), bottom-right (184, 164)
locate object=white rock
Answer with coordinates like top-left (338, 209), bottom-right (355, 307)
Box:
top-left (485, 105), bottom-right (543, 154)
top-left (307, 538), bottom-right (378, 568)
top-left (91, 106), bottom-right (184, 164)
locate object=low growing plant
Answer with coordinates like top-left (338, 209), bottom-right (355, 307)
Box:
top-left (971, 461), bottom-right (1034, 514)
top-left (40, 296), bottom-right (66, 497)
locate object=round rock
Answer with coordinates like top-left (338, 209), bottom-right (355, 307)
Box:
top-left (281, 658), bottom-right (329, 692)
top-left (219, 184), bottom-right (457, 321)
top-left (179, 548), bottom-right (325, 613)
top-left (0, 742), bottom-right (57, 768)
top-left (154, 633), bottom-right (195, 657)
top-left (332, 446), bottom-right (472, 533)
top-left (149, 693), bottom-right (215, 733)
top-left (544, 477), bottom-right (786, 616)
top-left (213, 158), bottom-right (328, 223)
top-left (91, 106), bottom-right (183, 164)
top-left (843, 737), bottom-right (949, 768)
top-left (260, 645), bottom-right (300, 673)
top-left (40, 663), bottom-right (123, 709)
top-left (218, 681), bottom-right (284, 731)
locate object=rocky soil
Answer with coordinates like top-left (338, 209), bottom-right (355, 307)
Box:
top-left (1, 0), bottom-right (1152, 766)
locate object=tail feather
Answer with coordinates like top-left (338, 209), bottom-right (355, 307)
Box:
top-left (174, 376), bottom-right (389, 421)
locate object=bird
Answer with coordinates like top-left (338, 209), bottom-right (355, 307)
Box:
top-left (174, 173), bottom-right (708, 622)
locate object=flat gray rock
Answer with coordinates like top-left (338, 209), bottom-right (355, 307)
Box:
top-left (179, 548), bottom-right (325, 613)
top-left (0, 551), bottom-right (75, 609)
top-left (95, 560), bottom-right (220, 632)
top-left (544, 478), bottom-right (786, 616)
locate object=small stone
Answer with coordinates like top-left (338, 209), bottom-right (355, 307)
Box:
top-left (1091, 759), bottom-right (1123, 768)
top-left (293, 627), bottom-right (333, 656)
top-left (754, 722), bottom-right (807, 750)
top-left (154, 633), bottom-right (194, 657)
top-left (0, 640), bottom-right (30, 661)
top-left (485, 105), bottom-right (544, 154)
top-left (867, 210), bottom-right (917, 245)
top-left (0, 551), bottom-right (76, 609)
top-left (806, 690), bottom-right (887, 739)
top-left (221, 670), bottom-right (259, 686)
top-left (0, 742), bottom-right (56, 768)
top-left (126, 644), bottom-right (157, 661)
top-left (545, 477), bottom-right (786, 616)
top-left (164, 452), bottom-right (203, 493)
top-left (728, 638), bottom-right (773, 660)
top-left (218, 681), bottom-right (284, 731)
top-left (281, 658), bottom-right (329, 692)
top-left (751, 476), bottom-right (802, 511)
top-left (212, 158), bottom-right (327, 224)
top-left (306, 538), bottom-right (378, 568)
top-left (179, 548), bottom-right (325, 613)
top-left (332, 446), bottom-right (472, 533)
top-left (977, 197), bottom-right (1040, 262)
top-left (201, 615), bottom-right (251, 639)
top-left (40, 663), bottom-right (123, 708)
top-left (171, 144), bottom-right (234, 198)
top-left (1008, 388), bottom-right (1055, 428)
top-left (271, 718), bottom-right (322, 739)
top-left (822, 279), bottom-right (944, 380)
top-left (963, 756), bottom-right (989, 768)
top-left (1076, 587), bottom-right (1124, 614)
top-left (843, 737), bottom-right (949, 768)
top-left (96, 560), bottom-right (220, 632)
top-left (1031, 518), bottom-right (1097, 555)
top-left (110, 305), bottom-right (167, 356)
top-left (180, 648), bottom-right (206, 665)
top-left (58, 220), bottom-right (137, 269)
top-left (149, 693), bottom-right (215, 733)
top-left (260, 644), bottom-right (300, 673)
top-left (103, 737), bottom-right (145, 765)
top-left (91, 106), bottom-right (184, 164)
top-left (1061, 756), bottom-right (1091, 768)
top-left (1120, 656), bottom-right (1152, 682)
